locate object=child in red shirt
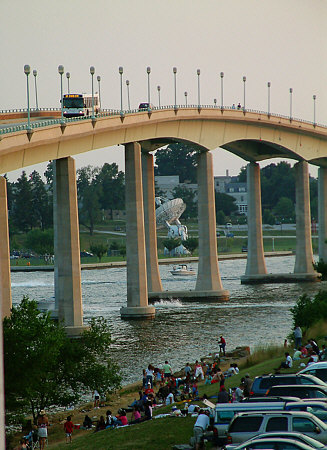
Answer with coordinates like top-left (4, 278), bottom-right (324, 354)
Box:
top-left (64, 416), bottom-right (74, 444)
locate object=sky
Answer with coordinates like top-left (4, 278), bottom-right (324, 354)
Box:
top-left (1, 0), bottom-right (326, 180)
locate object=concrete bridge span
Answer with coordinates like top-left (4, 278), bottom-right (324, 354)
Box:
top-left (1, 108), bottom-right (327, 174)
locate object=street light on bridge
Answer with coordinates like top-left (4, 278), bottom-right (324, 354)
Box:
top-left (267, 81), bottom-right (271, 116)
top-left (97, 75), bottom-right (101, 110)
top-left (214, 98), bottom-right (217, 107)
top-left (289, 88), bottom-right (293, 121)
top-left (90, 66), bottom-right (95, 119)
top-left (173, 67), bottom-right (177, 109)
top-left (146, 66), bottom-right (151, 105)
top-left (243, 76), bottom-right (246, 111)
top-left (220, 72), bottom-right (224, 108)
top-left (58, 65), bottom-right (64, 123)
top-left (33, 69), bottom-right (39, 110)
top-left (126, 80), bottom-right (130, 110)
top-left (197, 69), bottom-right (201, 108)
top-left (184, 91), bottom-right (188, 106)
top-left (157, 85), bottom-right (161, 107)
top-left (119, 66), bottom-right (123, 113)
top-left (66, 72), bottom-right (70, 94)
top-left (313, 94), bottom-right (317, 126)
top-left (24, 65), bottom-right (31, 130)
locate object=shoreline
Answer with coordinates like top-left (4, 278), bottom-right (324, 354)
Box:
top-left (11, 251), bottom-right (292, 272)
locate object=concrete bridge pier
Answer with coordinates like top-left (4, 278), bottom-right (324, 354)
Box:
top-left (0, 176), bottom-right (12, 318)
top-left (241, 162), bottom-right (267, 284)
top-left (195, 150), bottom-right (229, 301)
top-left (53, 157), bottom-right (87, 336)
top-left (318, 167), bottom-right (327, 262)
top-left (141, 151), bottom-right (163, 293)
top-left (293, 160), bottom-right (318, 280)
top-left (120, 143), bottom-right (155, 318)
top-left (0, 176), bottom-right (9, 448)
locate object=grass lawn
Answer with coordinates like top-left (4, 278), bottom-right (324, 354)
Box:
top-left (44, 349), bottom-right (304, 450)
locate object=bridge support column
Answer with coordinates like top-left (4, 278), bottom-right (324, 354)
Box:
top-left (318, 167), bottom-right (327, 261)
top-left (120, 143), bottom-right (155, 318)
top-left (0, 177), bottom-right (12, 318)
top-left (141, 151), bottom-right (163, 293)
top-left (293, 161), bottom-right (317, 279)
top-left (54, 157), bottom-right (87, 336)
top-left (195, 151), bottom-right (229, 300)
top-left (0, 178), bottom-right (7, 448)
top-left (241, 162), bottom-right (267, 284)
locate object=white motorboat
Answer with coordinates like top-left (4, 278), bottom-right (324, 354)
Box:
top-left (170, 264), bottom-right (196, 276)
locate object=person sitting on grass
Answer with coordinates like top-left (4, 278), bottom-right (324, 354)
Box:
top-left (144, 400), bottom-right (153, 420)
top-left (82, 415), bottom-right (93, 429)
top-left (63, 416), bottom-right (74, 444)
top-left (105, 410), bottom-right (114, 428)
top-left (95, 416), bottom-right (106, 432)
top-left (116, 409), bottom-right (128, 426)
top-left (275, 352), bottom-right (293, 371)
top-left (130, 406), bottom-right (142, 424)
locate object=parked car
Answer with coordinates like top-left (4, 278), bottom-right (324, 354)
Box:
top-left (285, 401), bottom-right (327, 423)
top-left (298, 363), bottom-right (327, 383)
top-left (214, 401), bottom-right (288, 441)
top-left (266, 385), bottom-right (327, 399)
top-left (224, 432), bottom-right (327, 449)
top-left (224, 437), bottom-right (321, 449)
top-left (250, 374), bottom-right (326, 396)
top-left (226, 411), bottom-right (327, 444)
top-left (80, 251), bottom-right (93, 258)
top-left (241, 396), bottom-right (301, 403)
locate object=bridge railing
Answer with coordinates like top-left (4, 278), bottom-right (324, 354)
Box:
top-left (0, 105), bottom-right (325, 136)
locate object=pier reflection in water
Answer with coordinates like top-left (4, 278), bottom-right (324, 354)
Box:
top-left (11, 255), bottom-right (324, 385)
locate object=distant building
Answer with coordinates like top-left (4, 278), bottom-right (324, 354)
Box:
top-left (214, 170), bottom-right (248, 215)
top-left (155, 175), bottom-right (197, 200)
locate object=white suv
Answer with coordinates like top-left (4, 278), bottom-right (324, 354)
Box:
top-left (298, 362), bottom-right (327, 383)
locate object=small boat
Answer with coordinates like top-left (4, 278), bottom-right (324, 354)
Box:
top-left (170, 264), bottom-right (196, 276)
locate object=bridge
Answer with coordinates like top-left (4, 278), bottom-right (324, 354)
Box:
top-left (1, 104), bottom-right (327, 443)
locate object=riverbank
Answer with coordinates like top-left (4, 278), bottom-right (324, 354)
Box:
top-left (11, 251), bottom-right (292, 272)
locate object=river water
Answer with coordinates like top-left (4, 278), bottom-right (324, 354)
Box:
top-left (11, 255), bottom-right (325, 385)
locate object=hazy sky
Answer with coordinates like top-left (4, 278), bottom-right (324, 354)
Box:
top-left (1, 0), bottom-right (326, 180)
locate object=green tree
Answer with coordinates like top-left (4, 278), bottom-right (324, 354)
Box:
top-left (77, 166), bottom-right (102, 235)
top-left (162, 238), bottom-right (181, 254)
top-left (183, 237), bottom-right (198, 255)
top-left (25, 229), bottom-right (54, 255)
top-left (30, 170), bottom-right (52, 230)
top-left (238, 166), bottom-right (247, 182)
top-left (95, 163), bottom-right (125, 214)
top-left (90, 243), bottom-right (108, 262)
top-left (172, 185), bottom-right (197, 218)
top-left (3, 297), bottom-right (121, 423)
top-left (154, 142), bottom-right (198, 183)
top-left (216, 210), bottom-right (226, 225)
top-left (262, 209), bottom-right (276, 225)
top-left (273, 196), bottom-right (295, 221)
top-left (44, 161), bottom-right (54, 190)
top-left (215, 192), bottom-right (238, 216)
top-left (12, 171), bottom-right (34, 232)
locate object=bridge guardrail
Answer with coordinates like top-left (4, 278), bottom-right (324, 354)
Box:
top-left (0, 105), bottom-right (325, 136)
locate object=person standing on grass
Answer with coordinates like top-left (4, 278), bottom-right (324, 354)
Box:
top-left (294, 325), bottom-right (302, 348)
top-left (37, 410), bottom-right (49, 450)
top-left (64, 416), bottom-right (74, 444)
top-left (193, 410), bottom-right (210, 450)
top-left (163, 360), bottom-right (172, 378)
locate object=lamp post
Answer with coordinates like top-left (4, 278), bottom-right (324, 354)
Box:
top-left (33, 69), bottom-right (39, 110)
top-left (119, 66), bottom-right (123, 112)
top-left (184, 91), bottom-right (188, 106)
top-left (243, 76), bottom-right (246, 111)
top-left (173, 67), bottom-right (177, 109)
top-left (313, 94), bottom-right (317, 126)
top-left (289, 88), bottom-right (293, 120)
top-left (220, 71), bottom-right (224, 108)
top-left (214, 98), bottom-right (217, 107)
top-left (58, 65), bottom-right (64, 123)
top-left (66, 72), bottom-right (70, 94)
top-left (267, 81), bottom-right (271, 116)
top-left (157, 85), bottom-right (161, 107)
top-left (197, 69), bottom-right (201, 108)
top-left (97, 75), bottom-right (101, 110)
top-left (126, 80), bottom-right (130, 110)
top-left (24, 65), bottom-right (31, 129)
top-left (90, 66), bottom-right (95, 118)
top-left (147, 66), bottom-right (151, 105)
